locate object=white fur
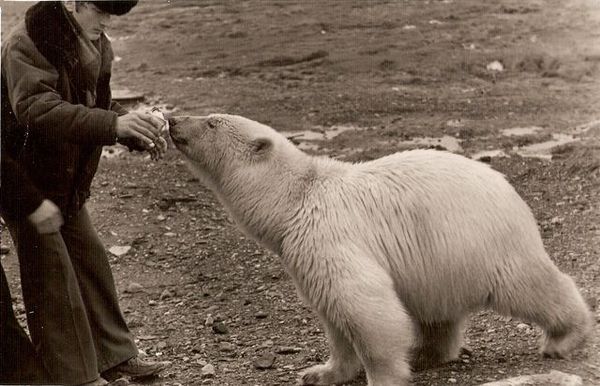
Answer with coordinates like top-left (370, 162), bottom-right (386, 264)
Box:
top-left (171, 114), bottom-right (593, 386)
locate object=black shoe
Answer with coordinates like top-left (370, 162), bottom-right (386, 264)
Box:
top-left (102, 357), bottom-right (168, 380)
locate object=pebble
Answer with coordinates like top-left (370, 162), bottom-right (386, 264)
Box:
top-left (219, 342), bottom-right (236, 352)
top-left (516, 323), bottom-right (530, 330)
top-left (205, 315), bottom-right (215, 326)
top-left (109, 245), bottom-right (131, 257)
top-left (486, 60), bottom-right (504, 72)
top-left (275, 346), bottom-right (302, 355)
top-left (110, 378), bottom-right (129, 386)
top-left (253, 353), bottom-right (276, 370)
top-left (125, 282), bottom-right (144, 293)
top-left (255, 311), bottom-right (269, 319)
top-left (448, 378), bottom-right (457, 384)
top-left (460, 347), bottom-right (473, 357)
top-left (212, 321), bottom-right (229, 334)
top-left (200, 363), bottom-right (216, 378)
top-left (160, 289), bottom-right (174, 300)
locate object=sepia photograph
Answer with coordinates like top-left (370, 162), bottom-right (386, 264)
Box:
top-left (0, 1), bottom-right (598, 385)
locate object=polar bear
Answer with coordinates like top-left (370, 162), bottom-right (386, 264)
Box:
top-left (169, 114), bottom-right (592, 386)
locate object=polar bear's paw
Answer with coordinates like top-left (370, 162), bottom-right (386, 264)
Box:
top-left (297, 362), bottom-right (359, 385)
top-left (542, 329), bottom-right (587, 359)
top-left (541, 310), bottom-right (593, 359)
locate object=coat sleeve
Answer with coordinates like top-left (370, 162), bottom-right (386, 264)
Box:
top-left (0, 152), bottom-right (45, 220)
top-left (110, 100), bottom-right (129, 116)
top-left (1, 33), bottom-right (118, 146)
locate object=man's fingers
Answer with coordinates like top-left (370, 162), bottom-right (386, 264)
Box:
top-left (130, 118), bottom-right (161, 140)
top-left (140, 113), bottom-right (166, 128)
top-left (136, 113), bottom-right (164, 135)
top-left (126, 127), bottom-right (156, 149)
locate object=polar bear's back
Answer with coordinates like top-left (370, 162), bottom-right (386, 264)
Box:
top-left (296, 149), bottom-right (553, 321)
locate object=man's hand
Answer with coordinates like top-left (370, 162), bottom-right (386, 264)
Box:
top-left (116, 112), bottom-right (167, 160)
top-left (27, 199), bottom-right (64, 234)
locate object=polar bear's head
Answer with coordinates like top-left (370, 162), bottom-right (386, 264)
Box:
top-left (169, 114), bottom-right (299, 185)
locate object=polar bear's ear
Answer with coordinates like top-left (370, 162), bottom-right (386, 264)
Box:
top-left (251, 137), bottom-right (273, 155)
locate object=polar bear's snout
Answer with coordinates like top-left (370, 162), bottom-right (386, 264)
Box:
top-left (169, 116), bottom-right (209, 146)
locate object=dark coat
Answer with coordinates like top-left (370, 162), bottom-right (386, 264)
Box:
top-left (0, 153), bottom-right (44, 221)
top-left (1, 1), bottom-right (128, 215)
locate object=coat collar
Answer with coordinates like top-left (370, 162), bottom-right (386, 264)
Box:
top-left (25, 1), bottom-right (80, 70)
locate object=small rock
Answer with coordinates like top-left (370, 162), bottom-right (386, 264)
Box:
top-left (109, 245), bottom-right (131, 257)
top-left (478, 155), bottom-right (492, 163)
top-left (448, 378), bottom-right (457, 384)
top-left (275, 346), bottom-right (302, 355)
top-left (460, 346), bottom-right (473, 357)
top-left (0, 245), bottom-right (10, 255)
top-left (212, 321), bottom-right (229, 334)
top-left (205, 315), bottom-right (215, 326)
top-left (160, 289), bottom-right (174, 300)
top-left (110, 378), bottom-right (129, 386)
top-left (253, 353), bottom-right (276, 370)
top-left (255, 311), bottom-right (269, 319)
top-left (219, 342), bottom-right (236, 352)
top-left (200, 363), bottom-right (216, 378)
top-left (157, 341), bottom-right (168, 349)
top-left (486, 61), bottom-right (504, 72)
top-left (124, 282), bottom-right (144, 294)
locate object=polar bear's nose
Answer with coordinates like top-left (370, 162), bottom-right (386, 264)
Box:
top-left (168, 116), bottom-right (183, 127)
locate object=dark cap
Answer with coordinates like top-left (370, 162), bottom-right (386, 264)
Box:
top-left (89, 1), bottom-right (138, 16)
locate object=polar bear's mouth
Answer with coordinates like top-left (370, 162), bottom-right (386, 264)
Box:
top-left (168, 117), bottom-right (189, 146)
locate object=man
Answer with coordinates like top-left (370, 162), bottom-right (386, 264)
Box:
top-left (1, 1), bottom-right (168, 385)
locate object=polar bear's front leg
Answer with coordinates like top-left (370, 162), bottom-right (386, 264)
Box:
top-left (298, 314), bottom-right (362, 385)
top-left (293, 252), bottom-right (413, 386)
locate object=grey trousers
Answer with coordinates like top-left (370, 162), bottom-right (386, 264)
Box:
top-left (6, 206), bottom-right (137, 385)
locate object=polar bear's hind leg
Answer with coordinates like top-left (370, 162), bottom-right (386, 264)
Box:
top-left (489, 265), bottom-right (592, 359)
top-left (411, 319), bottom-right (466, 371)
